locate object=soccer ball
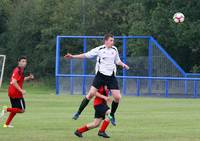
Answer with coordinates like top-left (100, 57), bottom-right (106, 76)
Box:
top-left (173, 12), bottom-right (185, 23)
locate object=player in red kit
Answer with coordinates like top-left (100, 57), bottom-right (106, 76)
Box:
top-left (0, 56), bottom-right (34, 128)
top-left (74, 85), bottom-right (113, 138)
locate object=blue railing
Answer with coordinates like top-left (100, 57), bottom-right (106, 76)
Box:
top-left (55, 35), bottom-right (199, 97)
top-left (186, 73), bottom-right (200, 77)
top-left (56, 74), bottom-right (199, 97)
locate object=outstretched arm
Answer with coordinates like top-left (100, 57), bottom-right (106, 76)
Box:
top-left (64, 53), bottom-right (86, 59)
top-left (64, 47), bottom-right (99, 59)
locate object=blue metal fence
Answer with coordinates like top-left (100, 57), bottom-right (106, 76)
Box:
top-left (55, 36), bottom-right (200, 97)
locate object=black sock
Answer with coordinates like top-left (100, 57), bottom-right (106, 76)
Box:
top-left (77, 97), bottom-right (90, 115)
top-left (110, 101), bottom-right (119, 117)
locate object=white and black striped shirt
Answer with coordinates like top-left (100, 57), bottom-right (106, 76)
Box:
top-left (84, 45), bottom-right (121, 76)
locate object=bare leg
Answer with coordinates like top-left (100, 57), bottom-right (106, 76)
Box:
top-left (86, 118), bottom-right (102, 129)
top-left (75, 118), bottom-right (102, 137)
top-left (73, 86), bottom-right (98, 120)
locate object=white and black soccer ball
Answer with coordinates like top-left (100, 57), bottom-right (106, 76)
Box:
top-left (173, 12), bottom-right (185, 23)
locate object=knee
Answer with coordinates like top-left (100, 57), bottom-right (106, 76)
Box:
top-left (20, 110), bottom-right (25, 113)
top-left (114, 94), bottom-right (121, 103)
top-left (93, 121), bottom-right (100, 128)
top-left (106, 109), bottom-right (111, 115)
top-left (111, 90), bottom-right (122, 103)
top-left (87, 92), bottom-right (95, 100)
top-left (86, 94), bottom-right (93, 100)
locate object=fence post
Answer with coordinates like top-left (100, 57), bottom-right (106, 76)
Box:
top-left (165, 80), bottom-right (169, 97)
top-left (70, 60), bottom-right (74, 95)
top-left (184, 80), bottom-right (188, 96)
top-left (122, 36), bottom-right (127, 95)
top-left (136, 79), bottom-right (140, 96)
top-left (193, 80), bottom-right (197, 97)
top-left (148, 37), bottom-right (152, 95)
top-left (56, 36), bottom-right (60, 95)
top-left (82, 37), bottom-right (87, 95)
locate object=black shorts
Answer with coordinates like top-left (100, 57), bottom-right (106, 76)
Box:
top-left (94, 104), bottom-right (110, 119)
top-left (10, 98), bottom-right (26, 110)
top-left (92, 71), bottom-right (119, 90)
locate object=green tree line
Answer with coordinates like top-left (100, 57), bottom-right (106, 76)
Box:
top-left (0, 0), bottom-right (200, 78)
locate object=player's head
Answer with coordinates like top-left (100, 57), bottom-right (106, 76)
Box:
top-left (18, 56), bottom-right (27, 68)
top-left (104, 33), bottom-right (114, 48)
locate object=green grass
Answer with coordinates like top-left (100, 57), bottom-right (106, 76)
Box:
top-left (0, 86), bottom-right (200, 141)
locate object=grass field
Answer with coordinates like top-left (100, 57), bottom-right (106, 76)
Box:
top-left (0, 85), bottom-right (200, 141)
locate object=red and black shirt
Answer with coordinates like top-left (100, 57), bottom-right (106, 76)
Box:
top-left (93, 85), bottom-right (109, 106)
top-left (8, 67), bottom-right (25, 98)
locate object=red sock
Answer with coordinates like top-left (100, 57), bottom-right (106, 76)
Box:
top-left (6, 112), bottom-right (16, 125)
top-left (7, 108), bottom-right (22, 113)
top-left (99, 120), bottom-right (110, 132)
top-left (77, 125), bottom-right (89, 133)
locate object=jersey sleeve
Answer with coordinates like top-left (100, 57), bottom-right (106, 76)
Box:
top-left (115, 48), bottom-right (121, 64)
top-left (84, 47), bottom-right (99, 58)
top-left (12, 69), bottom-right (21, 81)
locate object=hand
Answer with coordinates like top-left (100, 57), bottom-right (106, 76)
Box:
top-left (29, 73), bottom-right (34, 80)
top-left (64, 53), bottom-right (73, 59)
top-left (105, 97), bottom-right (113, 104)
top-left (123, 64), bottom-right (130, 70)
top-left (21, 89), bottom-right (26, 95)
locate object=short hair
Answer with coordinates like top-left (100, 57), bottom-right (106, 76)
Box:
top-left (104, 33), bottom-right (114, 41)
top-left (18, 56), bottom-right (27, 62)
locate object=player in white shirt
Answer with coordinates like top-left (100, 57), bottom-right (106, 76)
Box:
top-left (64, 34), bottom-right (129, 125)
